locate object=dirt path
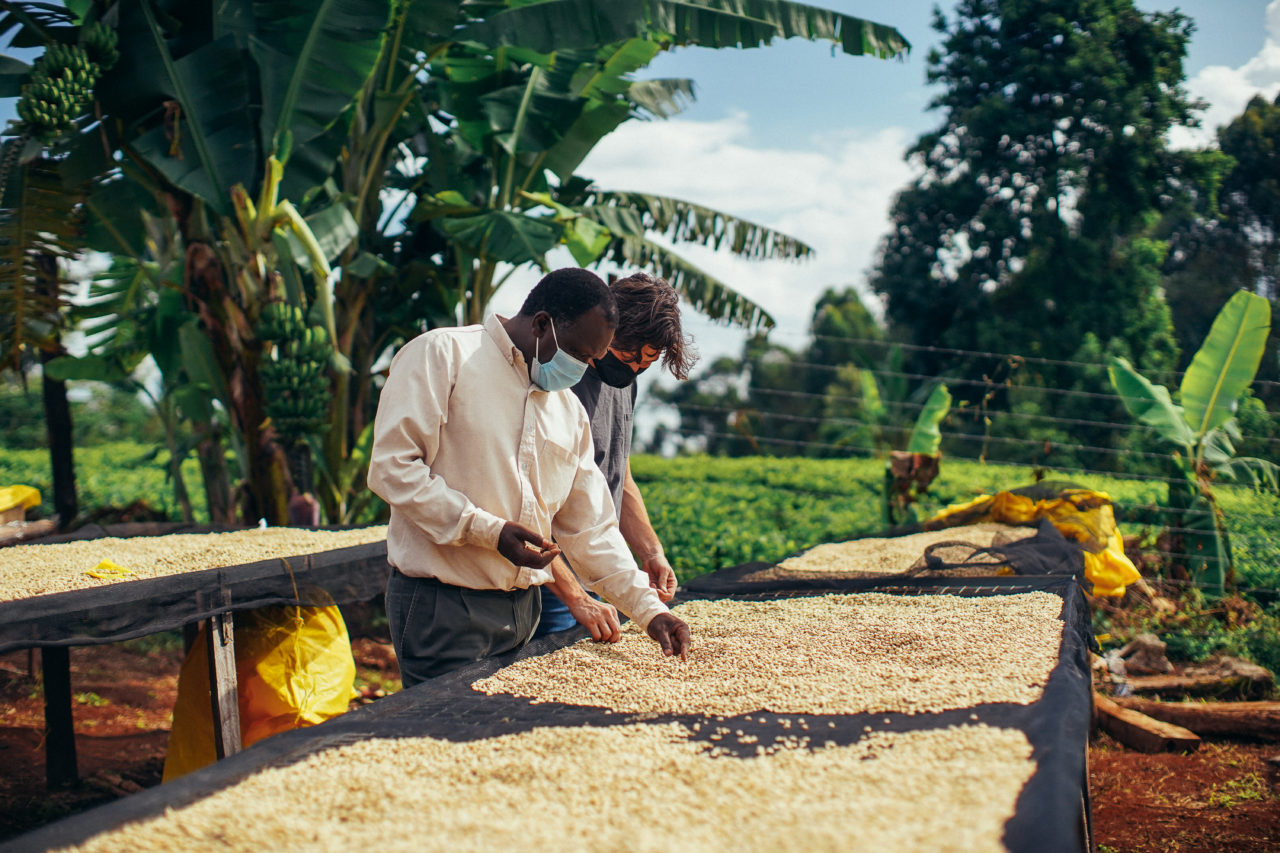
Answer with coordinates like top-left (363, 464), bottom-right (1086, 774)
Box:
top-left (1, 642), bottom-right (1276, 849)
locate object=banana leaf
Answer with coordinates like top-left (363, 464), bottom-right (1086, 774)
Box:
top-left (1180, 289), bottom-right (1271, 440)
top-left (587, 190), bottom-right (812, 261)
top-left (905, 382), bottom-right (950, 455)
top-left (441, 210), bottom-right (562, 267)
top-left (0, 158), bottom-right (79, 370)
top-left (128, 24), bottom-right (257, 216)
top-left (250, 0), bottom-right (388, 196)
top-left (456, 0), bottom-right (909, 60)
top-left (1108, 356), bottom-right (1196, 451)
top-left (606, 233), bottom-right (775, 329)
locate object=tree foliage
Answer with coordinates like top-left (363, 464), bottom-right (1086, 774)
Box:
top-left (870, 0), bottom-right (1193, 395)
top-left (1163, 94), bottom-right (1280, 405)
top-left (0, 0), bottom-right (910, 526)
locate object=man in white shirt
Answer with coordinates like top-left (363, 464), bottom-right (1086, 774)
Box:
top-left (368, 268), bottom-right (692, 686)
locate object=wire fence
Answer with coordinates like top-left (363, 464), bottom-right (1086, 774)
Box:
top-left (646, 326), bottom-right (1280, 599)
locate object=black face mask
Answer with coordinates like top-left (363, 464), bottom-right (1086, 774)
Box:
top-left (593, 351), bottom-right (646, 388)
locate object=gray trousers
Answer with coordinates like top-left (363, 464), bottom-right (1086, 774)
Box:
top-left (386, 568), bottom-right (540, 688)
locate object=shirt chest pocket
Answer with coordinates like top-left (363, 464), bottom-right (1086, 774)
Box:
top-left (536, 437), bottom-right (580, 513)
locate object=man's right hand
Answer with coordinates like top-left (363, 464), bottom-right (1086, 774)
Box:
top-left (646, 612), bottom-right (692, 661)
top-left (497, 521), bottom-right (561, 569)
top-left (568, 597), bottom-right (622, 643)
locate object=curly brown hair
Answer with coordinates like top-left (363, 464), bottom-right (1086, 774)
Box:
top-left (608, 272), bottom-right (698, 380)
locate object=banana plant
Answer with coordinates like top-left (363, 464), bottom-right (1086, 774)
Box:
top-left (883, 382), bottom-right (951, 527)
top-left (66, 0), bottom-right (381, 525)
top-left (1109, 289), bottom-right (1277, 592)
top-left (321, 0), bottom-right (909, 522)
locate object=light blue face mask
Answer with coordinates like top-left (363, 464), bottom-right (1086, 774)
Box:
top-left (530, 317), bottom-right (588, 392)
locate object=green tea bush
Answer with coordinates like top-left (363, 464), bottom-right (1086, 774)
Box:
top-left (633, 455), bottom-right (1279, 595)
top-left (0, 442), bottom-right (205, 522)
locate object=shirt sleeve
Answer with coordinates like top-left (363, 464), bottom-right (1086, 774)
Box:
top-left (551, 412), bottom-right (668, 630)
top-left (367, 334), bottom-right (506, 550)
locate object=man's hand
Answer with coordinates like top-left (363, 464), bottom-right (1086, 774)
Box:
top-left (497, 522), bottom-right (560, 569)
top-left (646, 612), bottom-right (692, 661)
top-left (641, 552), bottom-right (678, 603)
top-left (568, 597), bottom-right (622, 643)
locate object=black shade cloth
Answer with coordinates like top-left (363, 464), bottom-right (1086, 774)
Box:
top-left (0, 539), bottom-right (390, 653)
top-left (685, 520), bottom-right (1085, 595)
top-left (7, 576), bottom-right (1092, 853)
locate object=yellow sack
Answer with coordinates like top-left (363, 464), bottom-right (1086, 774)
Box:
top-left (0, 485), bottom-right (40, 515)
top-left (163, 602), bottom-right (357, 782)
top-left (927, 488), bottom-right (1140, 597)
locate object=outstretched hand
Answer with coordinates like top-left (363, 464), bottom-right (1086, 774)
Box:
top-left (646, 612), bottom-right (692, 661)
top-left (497, 522), bottom-right (560, 569)
top-left (569, 597), bottom-right (622, 643)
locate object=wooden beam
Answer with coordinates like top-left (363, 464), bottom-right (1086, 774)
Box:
top-left (41, 646), bottom-right (78, 788)
top-left (1094, 693), bottom-right (1201, 754)
top-left (204, 591), bottom-right (241, 761)
top-left (1113, 697), bottom-right (1280, 742)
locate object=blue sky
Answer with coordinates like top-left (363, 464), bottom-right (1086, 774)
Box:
top-left (484, 0), bottom-right (1280, 415)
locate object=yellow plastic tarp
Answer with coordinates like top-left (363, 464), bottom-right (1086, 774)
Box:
top-left (163, 602), bottom-right (357, 782)
top-left (0, 485), bottom-right (40, 514)
top-left (927, 488), bottom-right (1141, 597)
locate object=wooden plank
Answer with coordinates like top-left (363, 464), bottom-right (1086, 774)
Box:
top-left (1113, 697), bottom-right (1280, 742)
top-left (42, 645), bottom-right (78, 788)
top-left (1127, 669), bottom-right (1273, 700)
top-left (1094, 693), bottom-right (1201, 754)
top-left (204, 593), bottom-right (241, 761)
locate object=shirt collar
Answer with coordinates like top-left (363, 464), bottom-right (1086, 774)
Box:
top-left (485, 313), bottom-right (530, 375)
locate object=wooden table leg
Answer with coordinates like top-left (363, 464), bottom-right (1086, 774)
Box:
top-left (42, 646), bottom-right (78, 788)
top-left (205, 604), bottom-right (242, 760)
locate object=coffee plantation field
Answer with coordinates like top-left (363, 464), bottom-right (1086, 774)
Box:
top-left (3, 443), bottom-right (1278, 590)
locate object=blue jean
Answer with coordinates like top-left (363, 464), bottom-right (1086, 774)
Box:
top-left (533, 585), bottom-right (601, 637)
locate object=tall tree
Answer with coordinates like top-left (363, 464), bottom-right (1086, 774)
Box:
top-left (1164, 94), bottom-right (1280, 405)
top-left (870, 0), bottom-right (1193, 403)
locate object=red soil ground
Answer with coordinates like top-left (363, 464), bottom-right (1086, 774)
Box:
top-left (0, 640), bottom-right (1276, 850)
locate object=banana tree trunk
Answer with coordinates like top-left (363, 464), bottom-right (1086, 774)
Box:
top-left (40, 346), bottom-right (77, 531)
top-left (183, 240), bottom-right (291, 526)
top-left (196, 422), bottom-right (236, 525)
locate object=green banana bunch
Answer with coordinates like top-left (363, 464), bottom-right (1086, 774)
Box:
top-left (259, 318), bottom-right (333, 441)
top-left (80, 22), bottom-right (119, 71)
top-left (16, 42), bottom-right (103, 142)
top-left (255, 301), bottom-right (307, 342)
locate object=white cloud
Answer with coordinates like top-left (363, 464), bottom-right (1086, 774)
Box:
top-left (1170, 0), bottom-right (1280, 149)
top-left (573, 113), bottom-right (918, 351)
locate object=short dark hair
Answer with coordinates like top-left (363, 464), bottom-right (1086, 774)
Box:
top-left (609, 272), bottom-right (698, 380)
top-left (519, 268), bottom-right (618, 329)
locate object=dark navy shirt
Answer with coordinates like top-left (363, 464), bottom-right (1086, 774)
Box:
top-left (570, 366), bottom-right (638, 517)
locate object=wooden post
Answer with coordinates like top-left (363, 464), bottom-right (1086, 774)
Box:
top-left (1094, 693), bottom-right (1200, 754)
top-left (42, 646), bottom-right (78, 788)
top-left (205, 589), bottom-right (241, 760)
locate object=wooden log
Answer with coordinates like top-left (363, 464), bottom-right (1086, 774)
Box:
top-left (1126, 670), bottom-right (1273, 700)
top-left (1113, 697), bottom-right (1280, 742)
top-left (0, 519), bottom-right (57, 547)
top-left (1093, 693), bottom-right (1201, 754)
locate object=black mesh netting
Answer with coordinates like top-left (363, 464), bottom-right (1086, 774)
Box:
top-left (6, 577), bottom-right (1093, 853)
top-left (0, 535), bottom-right (390, 654)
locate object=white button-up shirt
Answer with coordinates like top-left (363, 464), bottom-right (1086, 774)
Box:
top-left (367, 314), bottom-right (668, 629)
